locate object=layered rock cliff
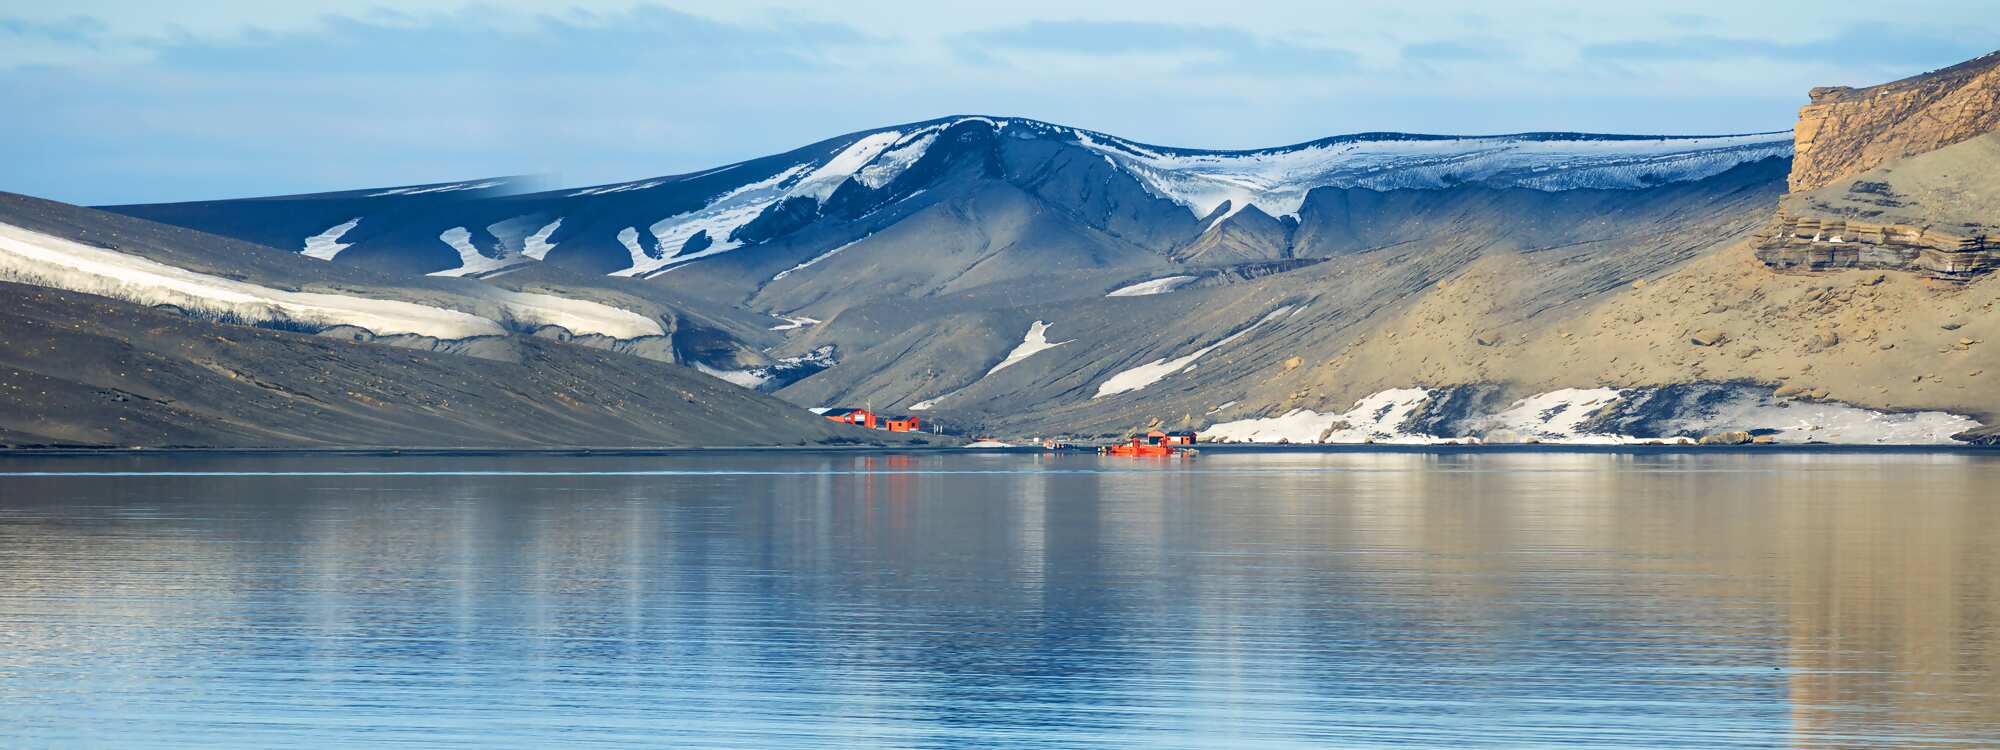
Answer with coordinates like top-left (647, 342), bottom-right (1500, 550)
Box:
top-left (1759, 51), bottom-right (2000, 280)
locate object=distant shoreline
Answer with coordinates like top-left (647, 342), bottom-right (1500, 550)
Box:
top-left (0, 443), bottom-right (1994, 458)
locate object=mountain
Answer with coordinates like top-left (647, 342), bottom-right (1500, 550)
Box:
top-left (0, 193), bottom-right (920, 448)
top-left (42, 52), bottom-right (2000, 445)
top-left (104, 119), bottom-right (1793, 281)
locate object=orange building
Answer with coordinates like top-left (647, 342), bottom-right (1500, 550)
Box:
top-left (883, 416), bottom-right (922, 432)
top-left (821, 408), bottom-right (876, 429)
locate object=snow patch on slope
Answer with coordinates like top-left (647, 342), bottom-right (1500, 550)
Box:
top-left (1106, 275), bottom-right (1197, 297)
top-left (857, 133), bottom-right (938, 188)
top-left (490, 291), bottom-right (663, 339)
top-left (522, 219), bottom-right (562, 260)
top-left (1095, 307), bottom-right (1288, 398)
top-left (1625, 387), bottom-right (1977, 445)
top-left (569, 180), bottom-right (663, 197)
top-left (988, 320), bottom-right (1071, 376)
top-left (694, 347), bottom-right (836, 391)
top-left (769, 314), bottom-right (820, 331)
top-left (1205, 389), bottom-right (1448, 444)
top-left (1076, 131), bottom-right (1794, 218)
top-left (0, 222), bottom-right (504, 339)
top-left (772, 235), bottom-right (870, 282)
top-left (1206, 386), bottom-right (1979, 445)
top-left (430, 227), bottom-right (527, 277)
top-left (616, 126), bottom-right (946, 277)
top-left (368, 180), bottom-right (505, 197)
top-left (301, 217), bottom-right (361, 260)
top-left (1473, 388), bottom-right (1636, 444)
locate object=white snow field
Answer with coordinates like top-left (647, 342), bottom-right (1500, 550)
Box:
top-left (1472, 388), bottom-right (1640, 444)
top-left (1074, 130), bottom-right (1794, 219)
top-left (367, 180), bottom-right (506, 197)
top-left (988, 321), bottom-right (1071, 375)
top-left (430, 227), bottom-right (529, 278)
top-left (615, 124), bottom-right (952, 277)
top-left (1205, 387), bottom-right (1979, 445)
top-left (522, 218), bottom-right (562, 260)
top-left (484, 290), bottom-right (663, 339)
top-left (694, 364), bottom-right (772, 390)
top-left (0, 222), bottom-right (663, 341)
top-left (768, 314), bottom-right (821, 331)
top-left (1105, 275), bottom-right (1197, 297)
top-left (1203, 389), bottom-right (1457, 444)
top-left (0, 222), bottom-right (504, 338)
top-left (1095, 307), bottom-right (1289, 398)
top-left (301, 217), bottom-right (362, 260)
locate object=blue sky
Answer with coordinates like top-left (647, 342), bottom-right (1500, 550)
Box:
top-left (2, 1), bottom-right (1994, 205)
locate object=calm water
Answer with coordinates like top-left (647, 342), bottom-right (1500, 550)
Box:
top-left (1, 450), bottom-right (1997, 748)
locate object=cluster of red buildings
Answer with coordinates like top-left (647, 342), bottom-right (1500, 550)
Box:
top-left (821, 408), bottom-right (922, 433)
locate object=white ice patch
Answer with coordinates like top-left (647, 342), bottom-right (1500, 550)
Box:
top-left (769, 314), bottom-right (820, 331)
top-left (909, 399), bottom-right (939, 411)
top-left (695, 348), bottom-right (835, 390)
top-left (616, 227), bottom-right (645, 266)
top-left (1106, 275), bottom-right (1197, 297)
top-left (489, 291), bottom-right (663, 339)
top-left (695, 363), bottom-right (772, 389)
top-left (988, 320), bottom-right (1071, 376)
top-left (367, 180), bottom-right (505, 197)
top-left (613, 164), bottom-right (809, 278)
top-left (1095, 307), bottom-right (1287, 398)
top-left (568, 180), bottom-right (663, 197)
top-left (1671, 391), bottom-right (1977, 445)
top-left (857, 132), bottom-right (938, 188)
top-left (1204, 201), bottom-right (1248, 233)
top-left (794, 131), bottom-right (906, 200)
top-left (615, 127), bottom-right (946, 277)
top-left (1205, 386), bottom-right (1981, 445)
top-left (0, 222), bottom-right (504, 339)
top-left (1205, 389), bottom-right (1449, 444)
top-left (1075, 130), bottom-right (1794, 218)
top-left (301, 217), bottom-right (361, 260)
top-left (772, 234), bottom-right (869, 282)
top-left (1475, 388), bottom-right (1638, 444)
top-left (522, 218), bottom-right (562, 260)
top-left (429, 226), bottom-right (527, 278)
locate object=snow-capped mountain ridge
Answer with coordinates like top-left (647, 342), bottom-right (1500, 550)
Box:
top-left (105, 115), bottom-right (1794, 278)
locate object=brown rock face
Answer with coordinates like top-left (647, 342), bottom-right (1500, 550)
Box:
top-left (1758, 52), bottom-right (2000, 280)
top-left (1790, 51), bottom-right (2000, 192)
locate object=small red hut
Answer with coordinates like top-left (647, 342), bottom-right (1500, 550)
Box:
top-left (883, 416), bottom-right (922, 433)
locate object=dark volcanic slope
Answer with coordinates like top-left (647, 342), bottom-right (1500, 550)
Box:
top-left (0, 281), bottom-right (898, 448)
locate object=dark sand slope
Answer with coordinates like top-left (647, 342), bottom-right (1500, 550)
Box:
top-left (0, 282), bottom-right (901, 448)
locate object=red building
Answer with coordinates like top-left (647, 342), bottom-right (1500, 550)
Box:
top-left (1163, 430), bottom-right (1198, 445)
top-left (821, 408), bottom-right (876, 429)
top-left (883, 416), bottom-right (921, 433)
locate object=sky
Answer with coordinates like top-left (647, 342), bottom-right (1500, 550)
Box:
top-left (2, 1), bottom-right (1995, 205)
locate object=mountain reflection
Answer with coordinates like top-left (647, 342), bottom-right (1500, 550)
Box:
top-left (0, 451), bottom-right (1994, 747)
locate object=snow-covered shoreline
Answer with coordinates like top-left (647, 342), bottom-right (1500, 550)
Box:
top-left (1204, 385), bottom-right (1979, 446)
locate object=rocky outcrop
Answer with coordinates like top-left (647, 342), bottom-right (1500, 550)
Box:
top-left (1760, 51), bottom-right (2000, 280)
top-left (1790, 51), bottom-right (2000, 192)
top-left (1756, 209), bottom-right (1999, 281)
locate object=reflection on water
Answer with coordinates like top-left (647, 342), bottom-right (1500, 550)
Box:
top-left (0, 451), bottom-right (1996, 748)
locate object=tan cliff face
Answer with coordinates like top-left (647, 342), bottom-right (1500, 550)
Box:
top-left (1790, 51), bottom-right (2000, 192)
top-left (1761, 51), bottom-right (2000, 281)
